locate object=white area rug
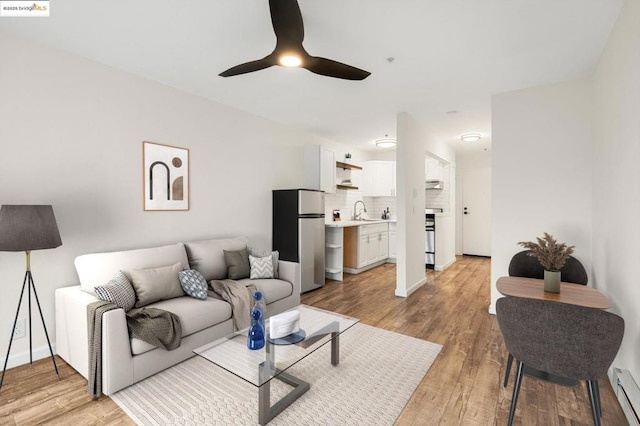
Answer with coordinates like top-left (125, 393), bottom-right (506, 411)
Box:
top-left (111, 323), bottom-right (442, 425)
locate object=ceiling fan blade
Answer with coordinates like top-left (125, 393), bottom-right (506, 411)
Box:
top-left (219, 57), bottom-right (276, 77)
top-left (304, 57), bottom-right (371, 81)
top-left (269, 0), bottom-right (304, 46)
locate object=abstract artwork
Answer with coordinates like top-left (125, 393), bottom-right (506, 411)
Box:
top-left (143, 141), bottom-right (189, 211)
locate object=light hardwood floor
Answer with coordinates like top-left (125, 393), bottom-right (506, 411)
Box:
top-left (0, 256), bottom-right (627, 425)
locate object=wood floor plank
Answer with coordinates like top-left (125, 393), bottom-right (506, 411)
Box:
top-left (0, 256), bottom-right (628, 425)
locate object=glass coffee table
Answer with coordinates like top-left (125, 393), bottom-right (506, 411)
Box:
top-left (193, 305), bottom-right (359, 425)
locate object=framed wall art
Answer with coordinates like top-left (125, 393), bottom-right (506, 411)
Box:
top-left (143, 141), bottom-right (190, 211)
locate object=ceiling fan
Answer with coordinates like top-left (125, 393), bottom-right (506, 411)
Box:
top-left (219, 0), bottom-right (371, 81)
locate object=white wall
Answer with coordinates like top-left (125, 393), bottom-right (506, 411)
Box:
top-left (396, 113), bottom-right (455, 296)
top-left (0, 32), bottom-right (347, 368)
top-left (593, 0), bottom-right (640, 384)
top-left (491, 78), bottom-right (593, 313)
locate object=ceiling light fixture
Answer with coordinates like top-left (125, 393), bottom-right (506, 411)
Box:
top-left (460, 133), bottom-right (481, 142)
top-left (279, 55), bottom-right (302, 67)
top-left (375, 135), bottom-right (396, 148)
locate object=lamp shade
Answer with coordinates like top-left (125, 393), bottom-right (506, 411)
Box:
top-left (0, 205), bottom-right (62, 251)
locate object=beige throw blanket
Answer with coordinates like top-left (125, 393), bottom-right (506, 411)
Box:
top-left (87, 302), bottom-right (182, 399)
top-left (209, 279), bottom-right (257, 330)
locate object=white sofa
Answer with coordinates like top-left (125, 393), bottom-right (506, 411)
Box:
top-left (55, 236), bottom-right (300, 395)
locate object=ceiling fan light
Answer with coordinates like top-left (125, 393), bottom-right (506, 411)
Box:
top-left (375, 138), bottom-right (396, 148)
top-left (280, 55), bottom-right (302, 67)
top-left (461, 133), bottom-right (481, 142)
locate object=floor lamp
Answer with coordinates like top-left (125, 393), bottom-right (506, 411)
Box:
top-left (0, 205), bottom-right (62, 390)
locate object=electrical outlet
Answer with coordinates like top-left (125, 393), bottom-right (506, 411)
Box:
top-left (11, 318), bottom-right (26, 339)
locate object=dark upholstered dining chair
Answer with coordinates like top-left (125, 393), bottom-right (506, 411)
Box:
top-left (508, 250), bottom-right (588, 285)
top-left (503, 250), bottom-right (589, 388)
top-left (496, 297), bottom-right (624, 426)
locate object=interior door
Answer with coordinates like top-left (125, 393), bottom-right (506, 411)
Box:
top-left (462, 168), bottom-right (492, 256)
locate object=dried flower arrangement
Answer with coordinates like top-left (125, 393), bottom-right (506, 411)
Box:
top-left (518, 232), bottom-right (575, 272)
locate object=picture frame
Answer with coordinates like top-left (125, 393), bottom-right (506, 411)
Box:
top-left (142, 141), bottom-right (189, 211)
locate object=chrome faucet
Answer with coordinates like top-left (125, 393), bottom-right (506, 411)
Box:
top-left (353, 200), bottom-right (367, 220)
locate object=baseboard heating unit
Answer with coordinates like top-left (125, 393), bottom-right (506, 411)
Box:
top-left (614, 368), bottom-right (640, 425)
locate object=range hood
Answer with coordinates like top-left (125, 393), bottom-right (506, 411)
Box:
top-left (425, 180), bottom-right (444, 190)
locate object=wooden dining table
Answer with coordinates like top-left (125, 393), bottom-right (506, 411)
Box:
top-left (496, 276), bottom-right (611, 309)
top-left (496, 275), bottom-right (612, 386)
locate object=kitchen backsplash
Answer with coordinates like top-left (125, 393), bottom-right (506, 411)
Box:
top-left (325, 191), bottom-right (397, 221)
top-left (366, 196), bottom-right (397, 219)
top-left (425, 178), bottom-right (449, 213)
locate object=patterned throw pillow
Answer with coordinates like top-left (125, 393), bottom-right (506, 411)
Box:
top-left (178, 269), bottom-right (208, 300)
top-left (249, 254), bottom-right (275, 279)
top-left (249, 247), bottom-right (279, 279)
top-left (94, 271), bottom-right (136, 312)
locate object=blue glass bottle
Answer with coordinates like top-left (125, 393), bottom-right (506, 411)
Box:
top-left (253, 291), bottom-right (266, 330)
top-left (247, 309), bottom-right (265, 350)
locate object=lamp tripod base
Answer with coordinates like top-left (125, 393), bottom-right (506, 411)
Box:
top-left (0, 269), bottom-right (59, 390)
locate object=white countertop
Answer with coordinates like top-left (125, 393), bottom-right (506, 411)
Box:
top-left (325, 219), bottom-right (396, 228)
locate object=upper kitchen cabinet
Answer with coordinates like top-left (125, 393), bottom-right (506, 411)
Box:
top-left (304, 145), bottom-right (335, 193)
top-left (362, 160), bottom-right (396, 196)
top-left (425, 157), bottom-right (443, 181)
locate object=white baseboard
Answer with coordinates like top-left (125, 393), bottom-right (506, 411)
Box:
top-left (395, 277), bottom-right (426, 298)
top-left (611, 367), bottom-right (640, 425)
top-left (435, 257), bottom-right (456, 272)
top-left (3, 343), bottom-right (57, 370)
top-left (488, 303), bottom-right (496, 315)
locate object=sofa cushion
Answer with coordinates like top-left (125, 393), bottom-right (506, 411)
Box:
top-left (130, 263), bottom-right (185, 308)
top-left (223, 247), bottom-right (250, 280)
top-left (94, 271), bottom-right (136, 312)
top-left (75, 243), bottom-right (190, 293)
top-left (249, 254), bottom-right (274, 279)
top-left (183, 237), bottom-right (248, 281)
top-left (249, 247), bottom-right (279, 278)
top-left (237, 278), bottom-right (293, 305)
top-left (130, 296), bottom-right (232, 355)
top-left (178, 269), bottom-right (208, 300)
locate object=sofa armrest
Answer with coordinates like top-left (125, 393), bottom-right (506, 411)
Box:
top-left (55, 285), bottom-right (133, 395)
top-left (56, 286), bottom-right (98, 378)
top-left (278, 260), bottom-right (301, 304)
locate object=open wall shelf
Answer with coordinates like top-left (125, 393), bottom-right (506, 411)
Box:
top-left (336, 161), bottom-right (363, 171)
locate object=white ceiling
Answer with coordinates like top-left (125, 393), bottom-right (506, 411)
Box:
top-left (0, 0), bottom-right (623, 155)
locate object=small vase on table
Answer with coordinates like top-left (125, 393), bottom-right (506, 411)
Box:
top-left (544, 270), bottom-right (561, 293)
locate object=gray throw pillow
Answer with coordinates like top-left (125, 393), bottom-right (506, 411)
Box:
top-left (223, 247), bottom-right (250, 280)
top-left (94, 271), bottom-right (136, 311)
top-left (249, 247), bottom-right (279, 278)
top-left (130, 262), bottom-right (185, 307)
top-left (178, 269), bottom-right (208, 300)
top-left (249, 254), bottom-right (275, 279)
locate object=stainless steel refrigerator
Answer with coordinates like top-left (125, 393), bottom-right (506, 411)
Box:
top-left (272, 189), bottom-right (325, 293)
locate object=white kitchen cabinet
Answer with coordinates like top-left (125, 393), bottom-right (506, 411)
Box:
top-left (345, 223), bottom-right (389, 271)
top-left (359, 234), bottom-right (371, 267)
top-left (378, 231), bottom-right (389, 260)
top-left (362, 161), bottom-right (396, 196)
top-left (305, 145), bottom-right (335, 193)
top-left (388, 222), bottom-right (397, 262)
top-left (425, 157), bottom-right (442, 181)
